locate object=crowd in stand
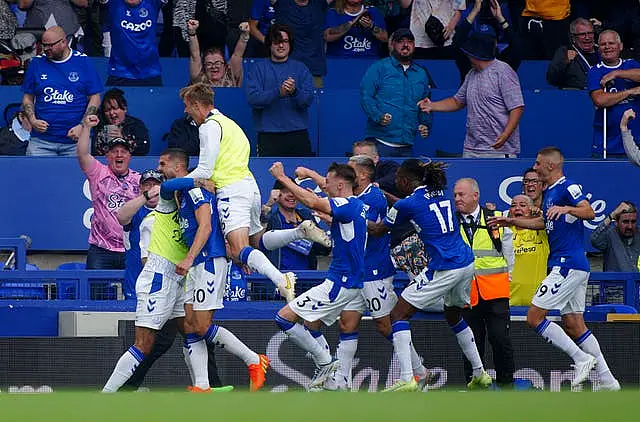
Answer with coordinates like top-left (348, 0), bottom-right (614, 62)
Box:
top-left (1, 0), bottom-right (640, 160)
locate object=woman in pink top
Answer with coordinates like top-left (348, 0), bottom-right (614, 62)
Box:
top-left (77, 115), bottom-right (141, 269)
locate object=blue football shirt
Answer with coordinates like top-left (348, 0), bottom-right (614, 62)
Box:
top-left (326, 197), bottom-right (367, 289)
top-left (250, 0), bottom-right (276, 36)
top-left (107, 0), bottom-right (164, 80)
top-left (178, 187), bottom-right (226, 265)
top-left (22, 51), bottom-right (103, 143)
top-left (587, 59), bottom-right (640, 155)
top-left (384, 187), bottom-right (474, 271)
top-left (541, 176), bottom-right (590, 272)
top-left (324, 6), bottom-right (385, 57)
top-left (358, 183), bottom-right (396, 281)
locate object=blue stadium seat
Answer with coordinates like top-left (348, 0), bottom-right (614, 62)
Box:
top-left (56, 262), bottom-right (119, 300)
top-left (591, 304), bottom-right (638, 314)
top-left (0, 263), bottom-right (45, 299)
top-left (56, 262), bottom-right (84, 299)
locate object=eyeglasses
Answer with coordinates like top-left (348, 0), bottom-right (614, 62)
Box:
top-left (572, 31), bottom-right (594, 38)
top-left (522, 178), bottom-right (540, 184)
top-left (42, 38), bottom-right (64, 48)
top-left (204, 60), bottom-right (225, 68)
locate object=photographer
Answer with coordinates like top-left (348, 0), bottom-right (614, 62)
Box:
top-left (324, 0), bottom-right (388, 58)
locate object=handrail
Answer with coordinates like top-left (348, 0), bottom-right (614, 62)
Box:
top-left (0, 270), bottom-right (638, 309)
top-left (0, 237), bottom-right (28, 270)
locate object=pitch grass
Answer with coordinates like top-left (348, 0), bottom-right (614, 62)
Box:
top-left (0, 389), bottom-right (635, 422)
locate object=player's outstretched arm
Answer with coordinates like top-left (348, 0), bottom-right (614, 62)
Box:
top-left (117, 185), bottom-right (159, 226)
top-left (270, 162), bottom-right (332, 215)
top-left (295, 166), bottom-right (327, 192)
top-left (489, 215), bottom-right (545, 230)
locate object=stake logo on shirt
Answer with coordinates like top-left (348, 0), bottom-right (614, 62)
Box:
top-left (343, 36), bottom-right (372, 52)
top-left (42, 87), bottom-right (75, 105)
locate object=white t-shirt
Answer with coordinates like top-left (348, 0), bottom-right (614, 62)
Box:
top-left (410, 0), bottom-right (466, 49)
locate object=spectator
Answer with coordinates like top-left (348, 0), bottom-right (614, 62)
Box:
top-left (0, 110), bottom-right (31, 155)
top-left (547, 18), bottom-right (599, 90)
top-left (454, 177), bottom-right (515, 388)
top-left (21, 26), bottom-right (102, 156)
top-left (507, 194), bottom-right (549, 306)
top-left (590, 201), bottom-right (640, 272)
top-left (165, 113), bottom-right (199, 155)
top-left (589, 0), bottom-right (640, 61)
top-left (248, 0), bottom-right (276, 57)
top-left (157, 0), bottom-right (189, 58)
top-left (454, 0), bottom-right (521, 83)
top-left (76, 0), bottom-right (101, 56)
top-left (93, 88), bottom-right (150, 156)
top-left (419, 32), bottom-right (524, 158)
top-left (365, 0), bottom-right (411, 40)
top-left (360, 28), bottom-right (432, 157)
top-left (273, 0), bottom-right (331, 88)
top-left (519, 0), bottom-right (570, 60)
top-left (77, 114), bottom-right (141, 269)
top-left (401, 0), bottom-right (464, 59)
top-left (105, 0), bottom-right (164, 86)
top-left (259, 179), bottom-right (330, 271)
top-left (245, 24), bottom-right (315, 157)
top-left (324, 0), bottom-right (388, 58)
top-left (19, 0), bottom-right (86, 46)
top-left (0, 0), bottom-right (17, 43)
top-left (521, 167), bottom-right (544, 209)
top-left (187, 19), bottom-right (249, 87)
top-left (621, 108), bottom-right (640, 166)
top-left (194, 0), bottom-right (229, 52)
top-left (588, 30), bottom-right (640, 158)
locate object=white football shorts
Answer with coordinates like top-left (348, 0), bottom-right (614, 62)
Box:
top-left (531, 266), bottom-right (588, 315)
top-left (289, 279), bottom-right (361, 326)
top-left (135, 253), bottom-right (187, 330)
top-left (401, 262), bottom-right (475, 310)
top-left (185, 256), bottom-right (228, 311)
top-left (343, 276), bottom-right (397, 319)
top-left (216, 176), bottom-right (262, 237)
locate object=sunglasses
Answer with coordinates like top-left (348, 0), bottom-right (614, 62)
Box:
top-left (42, 38), bottom-right (64, 49)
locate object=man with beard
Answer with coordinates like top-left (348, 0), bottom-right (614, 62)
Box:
top-left (245, 23), bottom-right (315, 157)
top-left (360, 28), bottom-right (432, 157)
top-left (590, 201), bottom-right (640, 273)
top-left (77, 114), bottom-right (140, 270)
top-left (21, 26), bottom-right (102, 156)
top-left (547, 18), bottom-right (600, 90)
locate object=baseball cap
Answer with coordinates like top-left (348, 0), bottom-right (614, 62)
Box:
top-left (391, 28), bottom-right (415, 42)
top-left (140, 169), bottom-right (164, 184)
top-left (105, 137), bottom-right (133, 152)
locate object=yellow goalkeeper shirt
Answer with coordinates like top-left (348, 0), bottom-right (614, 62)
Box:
top-left (510, 227), bottom-right (550, 306)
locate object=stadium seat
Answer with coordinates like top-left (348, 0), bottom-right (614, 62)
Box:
top-left (591, 304), bottom-right (638, 314)
top-left (56, 262), bottom-right (84, 300)
top-left (0, 262), bottom-right (45, 299)
top-left (56, 262), bottom-right (119, 301)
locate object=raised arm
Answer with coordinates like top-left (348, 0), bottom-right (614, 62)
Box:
top-left (76, 115), bottom-right (99, 173)
top-left (621, 109), bottom-right (640, 166)
top-left (229, 22), bottom-right (250, 86)
top-left (117, 187), bottom-right (157, 226)
top-left (269, 162), bottom-right (332, 215)
top-left (294, 166), bottom-right (327, 192)
top-left (489, 215), bottom-right (545, 230)
top-left (187, 20), bottom-right (203, 82)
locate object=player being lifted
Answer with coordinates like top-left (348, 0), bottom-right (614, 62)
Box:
top-left (157, 148), bottom-right (268, 392)
top-left (369, 159), bottom-right (492, 392)
top-left (297, 155), bottom-right (432, 391)
top-left (180, 83), bottom-right (329, 302)
top-left (490, 147), bottom-right (620, 390)
top-left (270, 162), bottom-right (367, 390)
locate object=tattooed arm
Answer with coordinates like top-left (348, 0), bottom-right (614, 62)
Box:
top-left (324, 19), bottom-right (357, 43)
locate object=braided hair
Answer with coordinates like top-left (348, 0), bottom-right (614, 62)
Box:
top-left (398, 159), bottom-right (448, 193)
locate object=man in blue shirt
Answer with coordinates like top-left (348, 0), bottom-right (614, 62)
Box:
top-left (492, 147), bottom-right (620, 391)
top-left (245, 24), bottom-right (315, 157)
top-left (273, 0), bottom-right (330, 87)
top-left (248, 0), bottom-right (276, 57)
top-left (105, 0), bottom-right (164, 86)
top-left (21, 26), bottom-right (102, 156)
top-left (588, 30), bottom-right (640, 157)
top-left (369, 159), bottom-right (490, 392)
top-left (324, 0), bottom-right (387, 58)
top-left (360, 28), bottom-right (432, 157)
top-left (158, 148), bottom-right (269, 392)
top-left (270, 161), bottom-right (366, 391)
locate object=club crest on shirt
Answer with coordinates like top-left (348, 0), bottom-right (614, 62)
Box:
top-left (139, 7), bottom-right (148, 18)
top-left (68, 72), bottom-right (79, 82)
top-left (40, 73), bottom-right (47, 80)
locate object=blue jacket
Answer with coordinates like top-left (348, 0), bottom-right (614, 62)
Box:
top-left (360, 56), bottom-right (432, 146)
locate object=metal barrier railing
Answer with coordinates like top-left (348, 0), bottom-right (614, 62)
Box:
top-left (0, 269), bottom-right (638, 310)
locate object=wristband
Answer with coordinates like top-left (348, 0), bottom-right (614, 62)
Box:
top-left (188, 32), bottom-right (196, 37)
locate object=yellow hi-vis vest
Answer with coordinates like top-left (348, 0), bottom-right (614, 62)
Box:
top-left (147, 197), bottom-right (188, 265)
top-left (204, 110), bottom-right (252, 189)
top-left (460, 209), bottom-right (510, 306)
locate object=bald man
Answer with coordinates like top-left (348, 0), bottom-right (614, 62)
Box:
top-left (22, 26), bottom-right (102, 156)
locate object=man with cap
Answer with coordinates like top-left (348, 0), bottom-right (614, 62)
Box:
top-left (78, 114), bottom-right (141, 270)
top-left (360, 28), bottom-right (432, 157)
top-left (419, 32), bottom-right (524, 158)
